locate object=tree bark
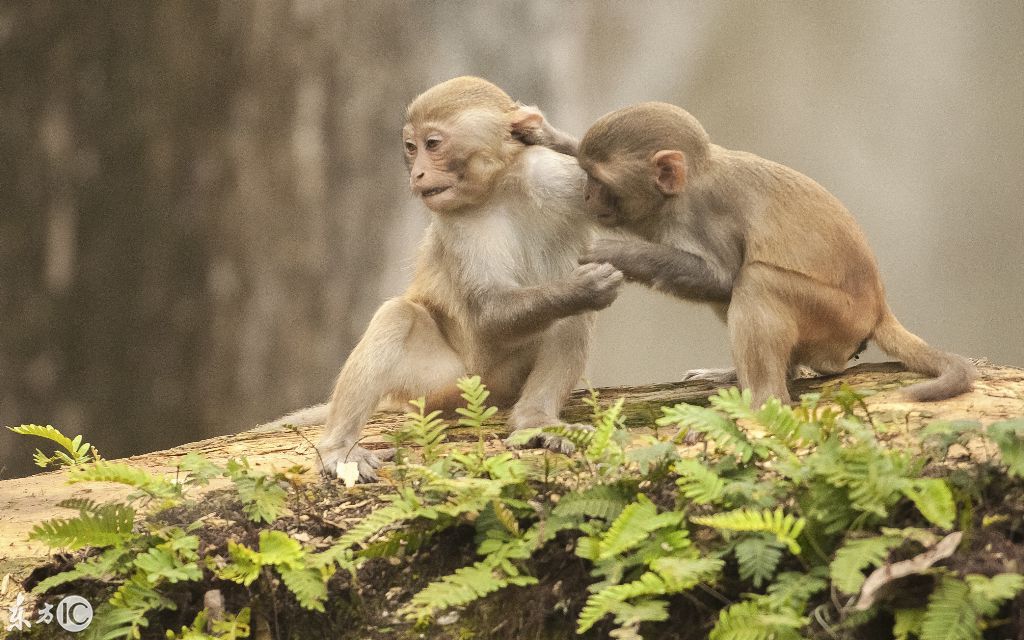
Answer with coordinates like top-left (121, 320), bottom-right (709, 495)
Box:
top-left (1, 361), bottom-right (1020, 592)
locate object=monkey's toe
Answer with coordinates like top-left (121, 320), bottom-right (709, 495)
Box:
top-left (317, 443), bottom-right (383, 483)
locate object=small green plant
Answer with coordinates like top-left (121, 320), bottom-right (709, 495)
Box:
top-left (12, 385), bottom-right (1024, 639)
top-left (7, 423), bottom-right (98, 468)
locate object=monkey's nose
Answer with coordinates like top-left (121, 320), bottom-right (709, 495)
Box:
top-left (414, 171), bottom-right (425, 181)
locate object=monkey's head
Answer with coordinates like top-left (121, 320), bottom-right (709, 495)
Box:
top-left (403, 76), bottom-right (544, 213)
top-left (578, 102), bottom-right (710, 227)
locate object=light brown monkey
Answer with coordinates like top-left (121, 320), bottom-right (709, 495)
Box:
top-left (570, 102), bottom-right (974, 406)
top-left (270, 77), bottom-right (622, 481)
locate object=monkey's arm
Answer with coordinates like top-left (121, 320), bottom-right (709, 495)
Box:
top-left (582, 238), bottom-right (732, 302)
top-left (473, 263), bottom-right (621, 337)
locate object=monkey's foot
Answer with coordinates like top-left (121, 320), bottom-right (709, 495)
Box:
top-left (505, 423), bottom-right (594, 455)
top-left (317, 443), bottom-right (394, 483)
top-left (681, 367), bottom-right (738, 384)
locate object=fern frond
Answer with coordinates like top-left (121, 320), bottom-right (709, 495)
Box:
top-left (334, 494), bottom-right (423, 550)
top-left (893, 608), bottom-right (925, 640)
top-left (68, 461), bottom-right (179, 500)
top-left (7, 424), bottom-right (94, 467)
top-left (576, 558), bottom-right (722, 633)
top-left (455, 375), bottom-right (499, 429)
top-left (764, 570), bottom-right (828, 610)
top-left (830, 534), bottom-right (902, 594)
top-left (901, 478), bottom-right (955, 530)
top-left (586, 397), bottom-right (625, 462)
top-left (225, 459), bottom-right (288, 523)
top-left (30, 503), bottom-right (136, 550)
top-left (691, 508), bottom-right (805, 555)
top-left (577, 495), bottom-right (683, 562)
top-left (734, 536), bottom-right (784, 588)
top-left (674, 458), bottom-right (727, 504)
top-left (964, 572), bottom-right (1024, 617)
top-left (658, 403), bottom-right (756, 462)
top-left (400, 561), bottom-right (537, 623)
top-left (552, 483), bottom-right (632, 521)
top-left (278, 564), bottom-right (330, 612)
top-left (986, 419), bottom-right (1024, 478)
top-left (709, 600), bottom-right (806, 640)
top-left (33, 546), bottom-right (130, 594)
top-left (625, 439), bottom-right (677, 474)
top-left (920, 576), bottom-right (979, 640)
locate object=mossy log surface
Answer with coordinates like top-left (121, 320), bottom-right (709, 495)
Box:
top-left (1, 361), bottom-right (1021, 617)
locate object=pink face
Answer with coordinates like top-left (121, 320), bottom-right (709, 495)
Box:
top-left (403, 123), bottom-right (466, 213)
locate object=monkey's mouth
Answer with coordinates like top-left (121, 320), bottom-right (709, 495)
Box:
top-left (420, 186), bottom-right (452, 199)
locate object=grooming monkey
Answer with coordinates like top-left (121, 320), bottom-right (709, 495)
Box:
top-left (564, 102), bottom-right (974, 406)
top-left (271, 77), bottom-right (622, 481)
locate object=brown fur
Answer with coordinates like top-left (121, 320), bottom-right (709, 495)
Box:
top-left (277, 77), bottom-right (622, 481)
top-left (576, 102), bottom-right (974, 405)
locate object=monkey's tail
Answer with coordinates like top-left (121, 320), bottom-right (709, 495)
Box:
top-left (871, 309), bottom-right (976, 401)
top-left (255, 403), bottom-right (329, 431)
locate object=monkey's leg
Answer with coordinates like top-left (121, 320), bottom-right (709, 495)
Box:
top-left (728, 291), bottom-right (797, 406)
top-left (505, 315), bottom-right (593, 454)
top-left (319, 298), bottom-right (466, 481)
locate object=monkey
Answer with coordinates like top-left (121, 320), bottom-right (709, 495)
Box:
top-left (565, 101), bottom-right (974, 406)
top-left (267, 77), bottom-right (623, 482)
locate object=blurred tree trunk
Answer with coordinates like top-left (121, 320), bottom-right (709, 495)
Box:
top-left (0, 1), bottom-right (421, 477)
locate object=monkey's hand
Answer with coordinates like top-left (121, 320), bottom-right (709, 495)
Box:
top-left (565, 262), bottom-right (624, 311)
top-left (317, 442), bottom-right (392, 483)
top-left (580, 238), bottom-right (634, 270)
top-left (510, 105), bottom-right (579, 156)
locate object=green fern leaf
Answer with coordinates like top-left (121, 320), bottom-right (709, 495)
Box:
top-left (69, 461), bottom-right (179, 500)
top-left (901, 478), bottom-right (955, 530)
top-left (577, 495), bottom-right (682, 561)
top-left (674, 458), bottom-right (727, 504)
top-left (920, 576), bottom-right (980, 640)
top-left (7, 424), bottom-right (94, 465)
top-left (279, 564), bottom-right (329, 612)
top-left (334, 494), bottom-right (422, 550)
top-left (33, 546), bottom-right (130, 594)
top-left (893, 608), bottom-right (925, 640)
top-left (400, 561), bottom-right (537, 623)
top-left (965, 572), bottom-right (1024, 617)
top-left (226, 459), bottom-right (288, 523)
top-left (658, 403), bottom-right (756, 462)
top-left (552, 483), bottom-right (632, 521)
top-left (830, 534), bottom-right (903, 594)
top-left (30, 503), bottom-right (135, 550)
top-left (691, 507), bottom-right (805, 555)
top-left (709, 601), bottom-right (806, 640)
top-left (734, 536), bottom-right (783, 588)
top-left (986, 419), bottom-right (1024, 478)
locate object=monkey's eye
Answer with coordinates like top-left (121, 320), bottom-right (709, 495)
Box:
top-left (424, 136), bottom-right (442, 151)
top-left (404, 141), bottom-right (417, 154)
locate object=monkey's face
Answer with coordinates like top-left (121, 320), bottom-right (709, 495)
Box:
top-left (580, 161), bottom-right (663, 228)
top-left (403, 118), bottom-right (504, 214)
top-left (403, 123), bottom-right (464, 212)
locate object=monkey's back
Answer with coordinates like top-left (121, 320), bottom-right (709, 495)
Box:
top-left (717, 148), bottom-right (884, 306)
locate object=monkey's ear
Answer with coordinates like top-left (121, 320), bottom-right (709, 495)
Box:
top-left (510, 106), bottom-right (545, 142)
top-left (652, 150), bottom-right (687, 195)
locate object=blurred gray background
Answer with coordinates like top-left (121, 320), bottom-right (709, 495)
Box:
top-left (2, 1), bottom-right (1021, 478)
